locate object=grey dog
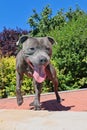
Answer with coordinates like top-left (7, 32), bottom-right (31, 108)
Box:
top-left (16, 35), bottom-right (61, 110)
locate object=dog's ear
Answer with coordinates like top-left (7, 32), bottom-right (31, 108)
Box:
top-left (16, 35), bottom-right (29, 45)
top-left (47, 36), bottom-right (57, 45)
top-left (19, 35), bottom-right (29, 43)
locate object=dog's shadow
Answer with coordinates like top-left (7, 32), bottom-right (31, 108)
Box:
top-left (41, 99), bottom-right (75, 111)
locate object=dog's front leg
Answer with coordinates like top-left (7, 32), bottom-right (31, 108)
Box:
top-left (16, 71), bottom-right (23, 106)
top-left (33, 79), bottom-right (42, 110)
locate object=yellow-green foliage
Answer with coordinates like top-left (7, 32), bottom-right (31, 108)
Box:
top-left (0, 57), bottom-right (16, 97)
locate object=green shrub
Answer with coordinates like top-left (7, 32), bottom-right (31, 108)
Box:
top-left (49, 15), bottom-right (87, 90)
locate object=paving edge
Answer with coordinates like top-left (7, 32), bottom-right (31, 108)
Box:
top-left (4, 88), bottom-right (87, 100)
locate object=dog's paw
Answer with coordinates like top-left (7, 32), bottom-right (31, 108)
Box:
top-left (34, 106), bottom-right (41, 110)
top-left (30, 101), bottom-right (41, 110)
top-left (17, 96), bottom-right (23, 106)
top-left (30, 100), bottom-right (41, 110)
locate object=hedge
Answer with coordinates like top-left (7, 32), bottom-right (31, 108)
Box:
top-left (49, 15), bottom-right (87, 90)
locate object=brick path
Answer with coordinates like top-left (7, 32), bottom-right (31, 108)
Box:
top-left (0, 89), bottom-right (87, 111)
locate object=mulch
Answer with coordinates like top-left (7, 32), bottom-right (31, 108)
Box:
top-left (0, 89), bottom-right (87, 111)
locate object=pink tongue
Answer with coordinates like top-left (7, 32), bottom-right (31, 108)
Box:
top-left (33, 66), bottom-right (46, 83)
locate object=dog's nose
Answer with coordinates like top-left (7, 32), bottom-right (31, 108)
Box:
top-left (39, 56), bottom-right (47, 64)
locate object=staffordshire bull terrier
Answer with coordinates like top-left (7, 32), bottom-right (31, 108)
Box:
top-left (16, 35), bottom-right (61, 110)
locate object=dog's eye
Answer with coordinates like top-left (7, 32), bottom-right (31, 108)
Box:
top-left (30, 47), bottom-right (35, 51)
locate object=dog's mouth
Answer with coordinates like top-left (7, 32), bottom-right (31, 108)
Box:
top-left (33, 65), bottom-right (46, 83)
top-left (25, 58), bottom-right (46, 83)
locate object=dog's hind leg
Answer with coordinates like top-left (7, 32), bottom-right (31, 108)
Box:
top-left (16, 71), bottom-right (23, 106)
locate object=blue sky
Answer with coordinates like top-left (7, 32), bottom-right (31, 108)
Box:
top-left (0, 0), bottom-right (87, 32)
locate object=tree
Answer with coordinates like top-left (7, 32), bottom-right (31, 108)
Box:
top-left (28, 5), bottom-right (86, 37)
top-left (28, 5), bottom-right (52, 36)
top-left (28, 5), bottom-right (66, 36)
top-left (66, 6), bottom-right (85, 21)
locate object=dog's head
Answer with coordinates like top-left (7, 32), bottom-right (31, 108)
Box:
top-left (17, 35), bottom-right (56, 83)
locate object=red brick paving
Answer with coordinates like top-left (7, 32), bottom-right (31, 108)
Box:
top-left (0, 89), bottom-right (87, 111)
